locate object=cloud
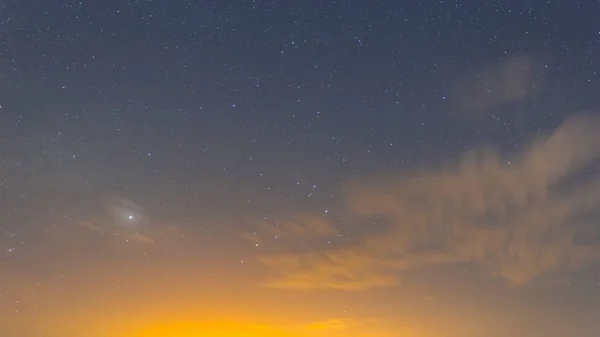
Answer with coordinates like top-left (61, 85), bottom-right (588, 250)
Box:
top-left (259, 213), bottom-right (339, 239)
top-left (72, 196), bottom-right (183, 246)
top-left (123, 232), bottom-right (156, 244)
top-left (300, 317), bottom-right (388, 337)
top-left (455, 54), bottom-right (544, 114)
top-left (260, 248), bottom-right (398, 290)
top-left (75, 219), bottom-right (183, 246)
top-left (239, 213), bottom-right (340, 247)
top-left (261, 114), bottom-right (600, 290)
top-left (304, 318), bottom-right (351, 330)
top-left (76, 219), bottom-right (162, 245)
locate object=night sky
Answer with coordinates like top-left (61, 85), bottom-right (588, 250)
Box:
top-left (2, 1), bottom-right (600, 336)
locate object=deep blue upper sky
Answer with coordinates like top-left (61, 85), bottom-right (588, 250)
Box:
top-left (2, 2), bottom-right (598, 196)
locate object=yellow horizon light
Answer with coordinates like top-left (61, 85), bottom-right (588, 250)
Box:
top-left (131, 320), bottom-right (304, 337)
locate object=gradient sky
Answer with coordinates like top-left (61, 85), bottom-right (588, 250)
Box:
top-left (2, 1), bottom-right (600, 336)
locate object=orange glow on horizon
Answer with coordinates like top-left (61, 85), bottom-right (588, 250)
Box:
top-left (131, 320), bottom-right (305, 337)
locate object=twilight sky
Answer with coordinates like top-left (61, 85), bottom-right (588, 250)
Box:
top-left (2, 1), bottom-right (600, 336)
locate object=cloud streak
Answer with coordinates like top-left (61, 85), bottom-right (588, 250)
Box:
top-left (72, 196), bottom-right (183, 246)
top-left (456, 54), bottom-right (544, 114)
top-left (261, 114), bottom-right (600, 290)
top-left (257, 213), bottom-right (339, 239)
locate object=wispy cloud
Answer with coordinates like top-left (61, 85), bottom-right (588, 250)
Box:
top-left (300, 317), bottom-right (389, 337)
top-left (239, 213), bottom-right (340, 248)
top-left (73, 196), bottom-right (183, 246)
top-left (304, 318), bottom-right (351, 330)
top-left (260, 114), bottom-right (600, 290)
top-left (258, 213), bottom-right (339, 239)
top-left (260, 248), bottom-right (398, 290)
top-left (455, 54), bottom-right (544, 114)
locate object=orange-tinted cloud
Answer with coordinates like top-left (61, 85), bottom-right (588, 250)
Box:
top-left (305, 318), bottom-right (351, 330)
top-left (261, 114), bottom-right (600, 290)
top-left (240, 213), bottom-right (340, 247)
top-left (259, 213), bottom-right (339, 239)
top-left (301, 317), bottom-right (391, 337)
top-left (260, 247), bottom-right (398, 290)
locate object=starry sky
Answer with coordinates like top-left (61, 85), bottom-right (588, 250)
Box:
top-left (1, 0), bottom-right (600, 336)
